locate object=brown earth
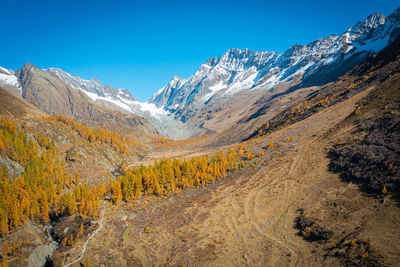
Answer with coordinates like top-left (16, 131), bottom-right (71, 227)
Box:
top-left (52, 82), bottom-right (400, 266)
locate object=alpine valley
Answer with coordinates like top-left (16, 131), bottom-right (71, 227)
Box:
top-left (0, 6), bottom-right (399, 267)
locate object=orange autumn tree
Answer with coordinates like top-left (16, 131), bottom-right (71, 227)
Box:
top-left (47, 115), bottom-right (131, 154)
top-left (0, 115), bottom-right (101, 236)
top-left (115, 147), bottom-right (243, 201)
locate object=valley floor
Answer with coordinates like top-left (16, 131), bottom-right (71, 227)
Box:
top-left (53, 85), bottom-right (400, 266)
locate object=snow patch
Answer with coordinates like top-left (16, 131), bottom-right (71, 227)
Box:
top-left (120, 95), bottom-right (169, 118)
top-left (137, 102), bottom-right (169, 119)
top-left (291, 62), bottom-right (315, 77)
top-left (225, 71), bottom-right (258, 94)
top-left (356, 35), bottom-right (390, 53)
top-left (202, 81), bottom-right (226, 102)
top-left (344, 45), bottom-right (354, 53)
top-left (152, 86), bottom-right (165, 97)
top-left (82, 90), bottom-right (133, 111)
top-left (256, 72), bottom-right (284, 91)
top-left (323, 57), bottom-right (335, 65)
top-left (80, 89), bottom-right (168, 119)
top-left (209, 81), bottom-right (226, 91)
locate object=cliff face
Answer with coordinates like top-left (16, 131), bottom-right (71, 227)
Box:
top-left (17, 63), bottom-right (94, 118)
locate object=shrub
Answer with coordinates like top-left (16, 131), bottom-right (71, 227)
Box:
top-left (330, 113), bottom-right (400, 196)
top-left (296, 214), bottom-right (334, 241)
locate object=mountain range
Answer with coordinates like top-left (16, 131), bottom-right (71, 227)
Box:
top-left (0, 8), bottom-right (399, 138)
top-left (149, 8), bottom-right (400, 123)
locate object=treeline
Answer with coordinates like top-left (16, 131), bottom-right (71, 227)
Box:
top-left (0, 116), bottom-right (101, 236)
top-left (47, 115), bottom-right (132, 154)
top-left (148, 135), bottom-right (209, 149)
top-left (113, 147), bottom-right (250, 203)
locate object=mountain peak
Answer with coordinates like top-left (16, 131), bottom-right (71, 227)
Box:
top-left (348, 13), bottom-right (386, 36)
top-left (223, 48), bottom-right (254, 59)
top-left (165, 75), bottom-right (182, 89)
top-left (22, 62), bottom-right (39, 71)
top-left (91, 78), bottom-right (102, 84)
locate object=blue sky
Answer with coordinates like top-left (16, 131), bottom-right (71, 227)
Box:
top-left (1, 0), bottom-right (398, 101)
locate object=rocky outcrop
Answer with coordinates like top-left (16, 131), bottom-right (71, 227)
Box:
top-left (51, 214), bottom-right (94, 245)
top-left (27, 242), bottom-right (57, 267)
top-left (0, 155), bottom-right (25, 179)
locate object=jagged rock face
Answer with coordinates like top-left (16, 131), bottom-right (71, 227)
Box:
top-left (0, 155), bottom-right (25, 179)
top-left (149, 8), bottom-right (400, 123)
top-left (149, 49), bottom-right (279, 113)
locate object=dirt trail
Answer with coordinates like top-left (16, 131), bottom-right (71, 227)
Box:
top-left (62, 202), bottom-right (107, 267)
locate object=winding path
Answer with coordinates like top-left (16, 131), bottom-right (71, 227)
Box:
top-left (62, 202), bottom-right (107, 267)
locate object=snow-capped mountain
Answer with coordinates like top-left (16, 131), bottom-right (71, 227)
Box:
top-left (0, 7), bottom-right (399, 139)
top-left (46, 68), bottom-right (167, 119)
top-left (43, 68), bottom-right (197, 138)
top-left (149, 8), bottom-right (400, 121)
